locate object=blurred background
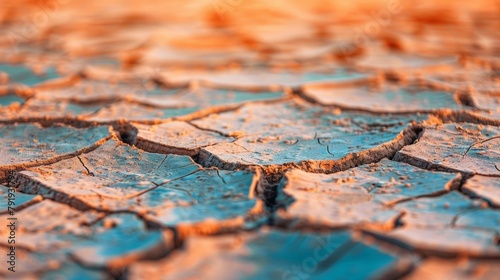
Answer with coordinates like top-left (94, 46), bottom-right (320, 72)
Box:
top-left (1, 0), bottom-right (498, 73)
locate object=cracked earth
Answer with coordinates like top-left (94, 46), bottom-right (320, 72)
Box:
top-left (0, 0), bottom-right (499, 279)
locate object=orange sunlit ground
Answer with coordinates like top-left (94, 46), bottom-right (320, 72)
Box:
top-left (0, 0), bottom-right (499, 279)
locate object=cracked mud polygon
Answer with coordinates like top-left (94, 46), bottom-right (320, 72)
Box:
top-left (0, 0), bottom-right (499, 279)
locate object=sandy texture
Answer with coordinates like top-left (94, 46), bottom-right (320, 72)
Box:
top-left (129, 228), bottom-right (417, 280)
top-left (0, 0), bottom-right (499, 277)
top-left (194, 102), bottom-right (421, 179)
top-left (15, 139), bottom-right (265, 235)
top-left (134, 121), bottom-right (235, 156)
top-left (86, 85), bottom-right (289, 123)
top-left (462, 175), bottom-right (500, 207)
top-left (276, 159), bottom-right (461, 229)
top-left (0, 200), bottom-right (173, 274)
top-left (394, 123), bottom-right (500, 175)
top-left (302, 83), bottom-right (464, 113)
top-left (0, 123), bottom-right (112, 178)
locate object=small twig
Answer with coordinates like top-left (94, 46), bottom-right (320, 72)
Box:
top-left (463, 135), bottom-right (500, 158)
top-left (495, 164), bottom-right (500, 172)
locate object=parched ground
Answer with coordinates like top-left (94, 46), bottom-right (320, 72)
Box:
top-left (0, 0), bottom-right (500, 279)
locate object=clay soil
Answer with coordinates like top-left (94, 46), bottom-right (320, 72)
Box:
top-left (0, 0), bottom-right (499, 279)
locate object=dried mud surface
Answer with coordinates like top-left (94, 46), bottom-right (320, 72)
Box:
top-left (0, 0), bottom-right (499, 278)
